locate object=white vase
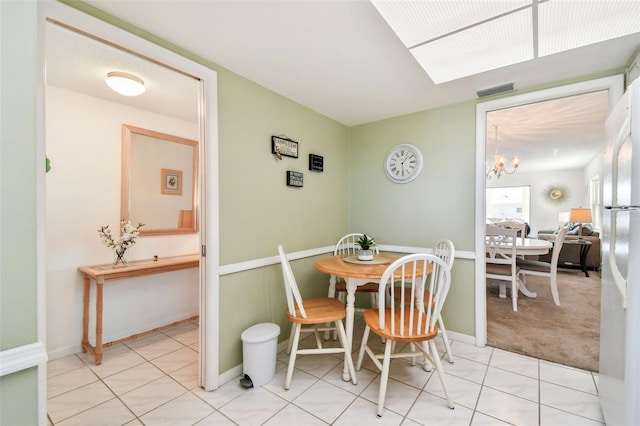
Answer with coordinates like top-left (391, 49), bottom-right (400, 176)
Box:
top-left (358, 249), bottom-right (374, 261)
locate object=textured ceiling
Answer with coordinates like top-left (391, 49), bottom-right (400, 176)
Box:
top-left (486, 90), bottom-right (610, 172)
top-left (47, 1), bottom-right (640, 173)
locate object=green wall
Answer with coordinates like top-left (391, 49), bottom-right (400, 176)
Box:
top-left (0, 1), bottom-right (40, 424)
top-left (217, 70), bottom-right (349, 263)
top-left (216, 69), bottom-right (349, 371)
top-left (0, 369), bottom-right (39, 426)
top-left (347, 102), bottom-right (478, 335)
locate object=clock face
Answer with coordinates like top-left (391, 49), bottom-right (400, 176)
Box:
top-left (384, 144), bottom-right (423, 183)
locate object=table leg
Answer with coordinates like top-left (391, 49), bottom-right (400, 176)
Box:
top-left (95, 278), bottom-right (104, 365)
top-left (324, 275), bottom-right (337, 340)
top-left (342, 278), bottom-right (356, 382)
top-left (82, 277), bottom-right (90, 353)
top-left (518, 279), bottom-right (537, 298)
top-left (579, 244), bottom-right (590, 277)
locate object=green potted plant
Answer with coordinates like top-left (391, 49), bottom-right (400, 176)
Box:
top-left (356, 234), bottom-right (376, 261)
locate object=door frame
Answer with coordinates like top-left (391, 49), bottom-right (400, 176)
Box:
top-left (37, 0), bottom-right (220, 406)
top-left (474, 75), bottom-right (624, 346)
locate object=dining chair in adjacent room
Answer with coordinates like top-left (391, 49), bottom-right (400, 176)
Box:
top-left (356, 253), bottom-right (454, 417)
top-left (485, 225), bottom-right (521, 311)
top-left (517, 225), bottom-right (569, 306)
top-left (277, 245), bottom-right (357, 390)
top-left (491, 219), bottom-right (528, 244)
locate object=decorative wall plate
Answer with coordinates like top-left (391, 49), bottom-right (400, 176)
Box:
top-left (542, 184), bottom-right (568, 204)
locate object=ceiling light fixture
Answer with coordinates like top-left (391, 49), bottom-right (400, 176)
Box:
top-left (105, 71), bottom-right (145, 96)
top-left (486, 126), bottom-right (520, 179)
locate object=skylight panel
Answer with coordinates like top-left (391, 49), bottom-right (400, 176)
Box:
top-left (538, 0), bottom-right (640, 57)
top-left (371, 0), bottom-right (531, 48)
top-left (410, 9), bottom-right (533, 83)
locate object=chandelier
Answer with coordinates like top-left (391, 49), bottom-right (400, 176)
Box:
top-left (486, 126), bottom-right (520, 179)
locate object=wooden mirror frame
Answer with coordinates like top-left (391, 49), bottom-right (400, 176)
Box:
top-left (121, 124), bottom-right (198, 235)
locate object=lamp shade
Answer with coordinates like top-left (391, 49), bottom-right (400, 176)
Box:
top-left (558, 211), bottom-right (570, 223)
top-left (106, 71), bottom-right (145, 96)
top-left (569, 208), bottom-right (592, 223)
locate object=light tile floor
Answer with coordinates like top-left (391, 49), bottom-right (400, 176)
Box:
top-left (47, 318), bottom-right (604, 425)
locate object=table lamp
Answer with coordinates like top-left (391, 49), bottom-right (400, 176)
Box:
top-left (569, 208), bottom-right (592, 239)
top-left (558, 211), bottom-right (570, 229)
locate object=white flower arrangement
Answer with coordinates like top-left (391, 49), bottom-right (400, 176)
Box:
top-left (98, 220), bottom-right (144, 265)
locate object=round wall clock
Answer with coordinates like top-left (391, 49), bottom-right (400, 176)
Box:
top-left (384, 144), bottom-right (423, 184)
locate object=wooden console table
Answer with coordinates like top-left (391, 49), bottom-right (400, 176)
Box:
top-left (78, 254), bottom-right (199, 365)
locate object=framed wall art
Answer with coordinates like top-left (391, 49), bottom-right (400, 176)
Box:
top-left (286, 171), bottom-right (303, 187)
top-left (272, 135), bottom-right (299, 159)
top-left (309, 153), bottom-right (324, 172)
top-left (161, 168), bottom-right (183, 195)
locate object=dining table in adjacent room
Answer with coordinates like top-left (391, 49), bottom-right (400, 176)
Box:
top-left (488, 237), bottom-right (553, 299)
top-left (313, 253), bottom-right (432, 381)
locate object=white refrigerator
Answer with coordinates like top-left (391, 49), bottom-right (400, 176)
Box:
top-left (599, 79), bottom-right (640, 426)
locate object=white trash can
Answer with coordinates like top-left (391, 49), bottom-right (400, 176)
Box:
top-left (240, 323), bottom-right (280, 388)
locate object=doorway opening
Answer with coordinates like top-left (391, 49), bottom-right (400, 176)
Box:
top-left (39, 5), bottom-right (220, 419)
top-left (475, 75), bottom-right (624, 369)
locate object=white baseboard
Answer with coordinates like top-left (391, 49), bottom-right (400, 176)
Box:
top-left (47, 312), bottom-right (199, 362)
top-left (47, 344), bottom-right (84, 362)
top-left (444, 329), bottom-right (477, 346)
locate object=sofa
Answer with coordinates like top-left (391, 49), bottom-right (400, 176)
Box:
top-left (537, 224), bottom-right (601, 271)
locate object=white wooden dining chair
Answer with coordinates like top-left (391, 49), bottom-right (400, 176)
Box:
top-left (277, 245), bottom-right (357, 390)
top-left (326, 233), bottom-right (380, 339)
top-left (328, 233), bottom-right (381, 305)
top-left (430, 239), bottom-right (455, 363)
top-left (517, 225), bottom-right (569, 306)
top-left (356, 253), bottom-right (454, 417)
top-left (491, 220), bottom-right (527, 244)
top-left (486, 225), bottom-right (521, 311)
top-left (391, 239), bottom-right (456, 365)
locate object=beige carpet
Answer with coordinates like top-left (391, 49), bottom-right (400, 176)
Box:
top-left (486, 268), bottom-right (601, 372)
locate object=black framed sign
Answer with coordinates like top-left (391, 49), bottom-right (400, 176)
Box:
top-left (286, 171), bottom-right (303, 187)
top-left (309, 154), bottom-right (324, 172)
top-left (272, 136), bottom-right (299, 159)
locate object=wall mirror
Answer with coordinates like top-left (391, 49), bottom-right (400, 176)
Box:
top-left (121, 125), bottom-right (198, 235)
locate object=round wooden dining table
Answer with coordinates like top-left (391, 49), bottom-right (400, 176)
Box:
top-left (314, 253), bottom-right (431, 381)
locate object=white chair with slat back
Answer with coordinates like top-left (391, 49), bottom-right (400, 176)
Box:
top-left (517, 225), bottom-right (569, 306)
top-left (356, 253), bottom-right (454, 417)
top-left (391, 239), bottom-right (456, 366)
top-left (486, 225), bottom-right (521, 311)
top-left (278, 245), bottom-right (357, 390)
top-left (329, 233), bottom-right (381, 306)
top-left (325, 233), bottom-right (380, 340)
top-left (431, 239), bottom-right (455, 363)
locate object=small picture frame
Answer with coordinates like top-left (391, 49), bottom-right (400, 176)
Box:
top-left (272, 136), bottom-right (299, 158)
top-left (309, 153), bottom-right (324, 172)
top-left (286, 170), bottom-right (303, 187)
top-left (161, 168), bottom-right (183, 195)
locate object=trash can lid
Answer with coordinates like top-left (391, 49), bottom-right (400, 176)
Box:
top-left (241, 323), bottom-right (281, 344)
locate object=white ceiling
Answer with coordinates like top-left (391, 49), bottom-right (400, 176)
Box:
top-left (48, 0), bottom-right (640, 173)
